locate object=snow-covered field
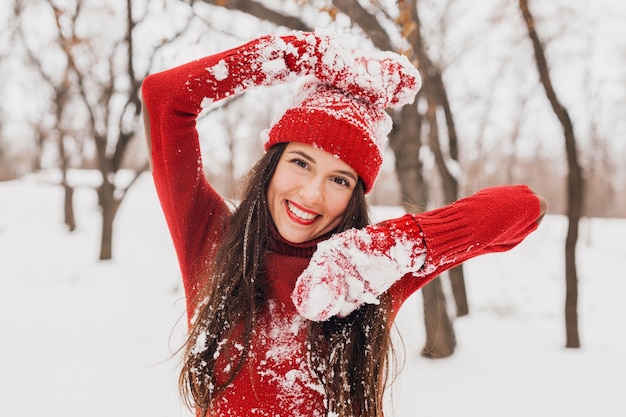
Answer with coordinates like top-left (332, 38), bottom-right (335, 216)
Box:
top-left (1, 171), bottom-right (624, 416)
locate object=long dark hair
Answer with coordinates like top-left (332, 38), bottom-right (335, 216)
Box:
top-left (179, 142), bottom-right (394, 416)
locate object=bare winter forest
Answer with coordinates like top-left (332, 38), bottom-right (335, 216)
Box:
top-left (1, 0), bottom-right (625, 216)
top-left (0, 0), bottom-right (625, 356)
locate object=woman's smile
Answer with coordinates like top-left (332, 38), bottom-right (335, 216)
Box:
top-left (286, 200), bottom-right (319, 224)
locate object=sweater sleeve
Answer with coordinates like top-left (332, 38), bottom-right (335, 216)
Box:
top-left (389, 185), bottom-right (541, 316)
top-left (291, 185), bottom-right (541, 321)
top-left (141, 31), bottom-right (361, 307)
top-left (141, 56), bottom-right (231, 307)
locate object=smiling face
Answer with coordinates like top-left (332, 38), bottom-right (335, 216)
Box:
top-left (267, 143), bottom-right (358, 244)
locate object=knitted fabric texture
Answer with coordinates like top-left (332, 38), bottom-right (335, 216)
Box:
top-left (266, 82), bottom-right (389, 193)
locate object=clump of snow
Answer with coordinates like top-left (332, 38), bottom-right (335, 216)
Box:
top-left (261, 58), bottom-right (288, 75)
top-left (207, 59), bottom-right (229, 81)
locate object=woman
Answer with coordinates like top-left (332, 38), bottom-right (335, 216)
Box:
top-left (141, 31), bottom-right (547, 417)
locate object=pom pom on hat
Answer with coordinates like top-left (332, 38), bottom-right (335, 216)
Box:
top-left (265, 46), bottom-right (421, 193)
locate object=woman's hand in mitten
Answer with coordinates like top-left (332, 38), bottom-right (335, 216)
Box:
top-left (312, 36), bottom-right (422, 109)
top-left (272, 31), bottom-right (421, 109)
top-left (291, 215), bottom-right (427, 321)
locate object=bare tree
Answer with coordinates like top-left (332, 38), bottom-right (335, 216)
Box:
top-left (14, 0), bottom-right (198, 259)
top-left (0, 3), bottom-right (17, 180)
top-left (402, 0), bottom-right (469, 320)
top-left (44, 0), bottom-right (197, 259)
top-left (77, 0), bottom-right (146, 260)
top-left (519, 0), bottom-right (583, 348)
top-left (15, 0), bottom-right (80, 231)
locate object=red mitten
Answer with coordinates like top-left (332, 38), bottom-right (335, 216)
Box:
top-left (307, 35), bottom-right (421, 108)
top-left (291, 215), bottom-right (427, 321)
top-left (251, 31), bottom-right (421, 109)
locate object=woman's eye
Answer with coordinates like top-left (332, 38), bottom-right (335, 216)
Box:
top-left (332, 177), bottom-right (351, 188)
top-left (291, 158), bottom-right (308, 169)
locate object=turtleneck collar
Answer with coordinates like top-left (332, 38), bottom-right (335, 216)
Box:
top-left (266, 222), bottom-right (333, 258)
top-left (263, 223), bottom-right (336, 311)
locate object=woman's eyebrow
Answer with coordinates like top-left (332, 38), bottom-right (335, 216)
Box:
top-left (287, 150), bottom-right (315, 163)
top-left (287, 150), bottom-right (358, 182)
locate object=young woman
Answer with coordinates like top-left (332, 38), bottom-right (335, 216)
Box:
top-left (141, 31), bottom-right (547, 417)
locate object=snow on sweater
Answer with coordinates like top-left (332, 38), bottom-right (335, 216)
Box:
top-left (141, 31), bottom-right (541, 417)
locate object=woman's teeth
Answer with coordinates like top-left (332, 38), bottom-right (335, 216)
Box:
top-left (288, 202), bottom-right (317, 220)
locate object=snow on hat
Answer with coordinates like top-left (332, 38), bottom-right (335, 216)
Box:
top-left (264, 49), bottom-right (421, 194)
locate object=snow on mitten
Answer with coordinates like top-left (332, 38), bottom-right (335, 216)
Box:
top-left (310, 37), bottom-right (422, 109)
top-left (266, 31), bottom-right (421, 109)
top-left (292, 215), bottom-right (427, 321)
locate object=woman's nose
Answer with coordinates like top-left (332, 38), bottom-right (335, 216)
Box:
top-left (299, 179), bottom-right (323, 205)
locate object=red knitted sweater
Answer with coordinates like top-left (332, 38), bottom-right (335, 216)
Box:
top-left (142, 33), bottom-right (541, 417)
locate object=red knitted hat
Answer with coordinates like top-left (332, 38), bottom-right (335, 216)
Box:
top-left (263, 46), bottom-right (421, 193)
top-left (265, 82), bottom-right (391, 193)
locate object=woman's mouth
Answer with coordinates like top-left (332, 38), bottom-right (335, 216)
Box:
top-left (286, 201), bottom-right (319, 224)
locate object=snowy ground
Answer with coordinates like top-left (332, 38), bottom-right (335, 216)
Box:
top-left (1, 171), bottom-right (625, 417)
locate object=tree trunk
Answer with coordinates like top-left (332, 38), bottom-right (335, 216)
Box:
top-left (448, 267), bottom-right (469, 316)
top-left (98, 180), bottom-right (120, 260)
top-left (389, 101), bottom-right (427, 210)
top-left (421, 278), bottom-right (456, 358)
top-left (389, 97), bottom-right (456, 358)
top-left (63, 183), bottom-right (76, 232)
top-left (425, 98), bottom-right (469, 317)
top-left (401, 0), bottom-right (470, 318)
top-left (58, 133), bottom-right (76, 232)
top-left (397, 0), bottom-right (461, 352)
top-left (519, 0), bottom-right (583, 348)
